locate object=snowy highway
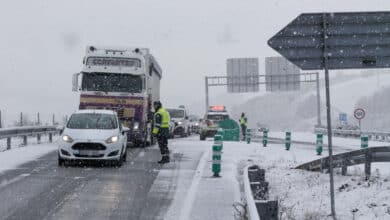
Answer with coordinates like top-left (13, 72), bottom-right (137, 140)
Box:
top-left (0, 135), bottom-right (389, 219)
top-left (0, 146), bottom-right (174, 220)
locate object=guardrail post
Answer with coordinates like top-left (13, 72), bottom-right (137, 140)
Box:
top-left (212, 134), bottom-right (223, 177)
top-left (285, 131), bottom-right (291, 151)
top-left (341, 165), bottom-right (347, 176)
top-left (23, 135), bottom-right (27, 145)
top-left (361, 135), bottom-right (368, 149)
top-left (316, 133), bottom-right (323, 155)
top-left (7, 137), bottom-right (11, 150)
top-left (49, 133), bottom-right (53, 143)
top-left (37, 134), bottom-right (41, 144)
top-left (364, 150), bottom-right (371, 180)
top-left (262, 129), bottom-right (268, 147)
top-left (246, 128), bottom-right (251, 144)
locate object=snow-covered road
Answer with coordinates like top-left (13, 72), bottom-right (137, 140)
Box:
top-left (0, 134), bottom-right (389, 219)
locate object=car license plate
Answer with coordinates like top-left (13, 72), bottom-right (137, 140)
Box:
top-left (79, 150), bottom-right (99, 156)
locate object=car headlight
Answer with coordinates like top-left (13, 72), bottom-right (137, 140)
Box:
top-left (195, 123), bottom-right (199, 126)
top-left (106, 136), bottom-right (119, 144)
top-left (133, 122), bottom-right (139, 130)
top-left (62, 135), bottom-right (74, 143)
top-left (177, 121), bottom-right (182, 125)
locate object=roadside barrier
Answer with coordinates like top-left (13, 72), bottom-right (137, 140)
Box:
top-left (361, 135), bottom-right (368, 149)
top-left (262, 130), bottom-right (268, 147)
top-left (0, 126), bottom-right (60, 150)
top-left (316, 133), bottom-right (323, 155)
top-left (246, 128), bottom-right (252, 144)
top-left (212, 134), bottom-right (223, 177)
top-left (296, 146), bottom-right (390, 179)
top-left (244, 165), bottom-right (278, 220)
top-left (285, 131), bottom-right (291, 151)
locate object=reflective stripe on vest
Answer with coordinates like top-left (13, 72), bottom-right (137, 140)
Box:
top-left (156, 108), bottom-right (170, 128)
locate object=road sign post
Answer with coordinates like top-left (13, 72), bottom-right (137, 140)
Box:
top-left (268, 11), bottom-right (390, 219)
top-left (354, 108), bottom-right (366, 129)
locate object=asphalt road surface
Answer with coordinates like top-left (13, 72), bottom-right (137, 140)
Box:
top-left (0, 147), bottom-right (177, 220)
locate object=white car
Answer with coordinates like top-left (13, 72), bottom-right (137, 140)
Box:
top-left (166, 107), bottom-right (191, 137)
top-left (58, 110), bottom-right (129, 166)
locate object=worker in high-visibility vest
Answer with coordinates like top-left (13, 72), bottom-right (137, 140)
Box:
top-left (239, 112), bottom-right (248, 141)
top-left (152, 101), bottom-right (171, 164)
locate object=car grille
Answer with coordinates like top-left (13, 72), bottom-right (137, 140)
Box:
top-left (73, 154), bottom-right (105, 158)
top-left (72, 143), bottom-right (107, 150)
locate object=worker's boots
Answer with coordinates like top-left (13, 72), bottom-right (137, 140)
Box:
top-left (158, 156), bottom-right (170, 164)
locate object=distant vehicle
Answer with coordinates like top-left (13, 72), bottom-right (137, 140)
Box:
top-left (72, 46), bottom-right (162, 147)
top-left (199, 106), bottom-right (229, 140)
top-left (188, 115), bottom-right (200, 134)
top-left (58, 110), bottom-right (129, 166)
top-left (166, 106), bottom-right (191, 137)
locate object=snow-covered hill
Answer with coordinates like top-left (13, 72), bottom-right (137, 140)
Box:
top-left (231, 70), bottom-right (390, 131)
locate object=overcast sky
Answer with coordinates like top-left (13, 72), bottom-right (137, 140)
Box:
top-left (0, 0), bottom-right (389, 124)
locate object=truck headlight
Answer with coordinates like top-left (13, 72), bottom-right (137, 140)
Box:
top-left (177, 121), bottom-right (182, 125)
top-left (106, 136), bottom-right (119, 144)
top-left (133, 122), bottom-right (139, 130)
top-left (62, 135), bottom-right (74, 143)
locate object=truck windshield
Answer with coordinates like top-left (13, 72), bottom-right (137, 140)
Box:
top-left (82, 72), bottom-right (143, 93)
top-left (67, 113), bottom-right (118, 129)
top-left (167, 109), bottom-right (185, 118)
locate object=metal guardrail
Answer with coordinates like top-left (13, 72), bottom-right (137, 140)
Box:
top-left (314, 127), bottom-right (390, 142)
top-left (0, 126), bottom-right (60, 150)
top-left (296, 146), bottom-right (390, 178)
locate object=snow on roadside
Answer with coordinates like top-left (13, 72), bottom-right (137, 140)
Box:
top-left (231, 140), bottom-right (390, 220)
top-left (0, 139), bottom-right (57, 173)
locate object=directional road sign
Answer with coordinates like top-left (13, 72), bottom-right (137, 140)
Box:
top-left (268, 11), bottom-right (390, 70)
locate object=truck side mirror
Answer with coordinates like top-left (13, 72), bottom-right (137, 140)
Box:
top-left (72, 73), bottom-right (80, 92)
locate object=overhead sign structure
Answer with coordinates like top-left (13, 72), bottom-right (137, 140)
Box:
top-left (265, 56), bottom-right (301, 91)
top-left (268, 11), bottom-right (390, 70)
top-left (226, 58), bottom-right (259, 93)
top-left (268, 11), bottom-right (390, 219)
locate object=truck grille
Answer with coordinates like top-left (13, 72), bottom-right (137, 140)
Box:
top-left (72, 143), bottom-right (107, 150)
top-left (116, 108), bottom-right (124, 118)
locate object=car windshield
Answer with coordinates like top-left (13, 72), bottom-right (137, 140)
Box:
top-left (81, 72), bottom-right (143, 93)
top-left (67, 113), bottom-right (118, 129)
top-left (206, 114), bottom-right (229, 122)
top-left (167, 109), bottom-right (185, 118)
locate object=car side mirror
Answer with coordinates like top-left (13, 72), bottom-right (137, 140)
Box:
top-left (122, 126), bottom-right (130, 134)
top-left (185, 116), bottom-right (189, 120)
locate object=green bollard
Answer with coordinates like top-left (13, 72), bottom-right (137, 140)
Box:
top-left (212, 144), bottom-right (222, 177)
top-left (316, 133), bottom-right (323, 155)
top-left (246, 128), bottom-right (251, 144)
top-left (214, 134), bottom-right (223, 149)
top-left (361, 135), bottom-right (368, 149)
top-left (285, 131), bottom-right (291, 151)
top-left (262, 129), bottom-right (268, 147)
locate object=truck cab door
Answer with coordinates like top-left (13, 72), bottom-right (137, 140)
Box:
top-left (72, 73), bottom-right (81, 92)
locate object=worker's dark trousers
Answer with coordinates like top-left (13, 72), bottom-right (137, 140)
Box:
top-left (157, 128), bottom-right (169, 156)
top-left (241, 125), bottom-right (247, 140)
